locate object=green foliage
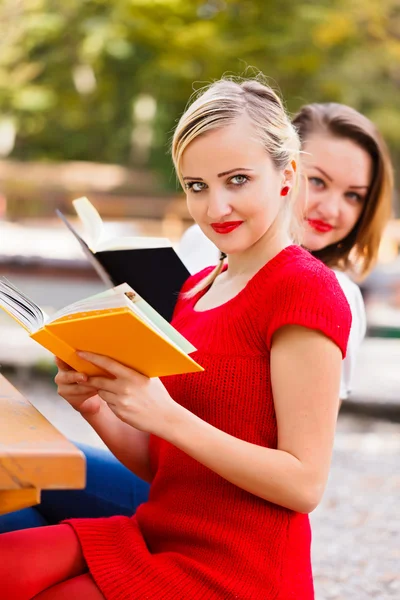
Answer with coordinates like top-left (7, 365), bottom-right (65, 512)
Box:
top-left (0, 0), bottom-right (399, 189)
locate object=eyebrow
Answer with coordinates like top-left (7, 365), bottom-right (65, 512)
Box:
top-left (182, 168), bottom-right (254, 181)
top-left (311, 166), bottom-right (369, 190)
top-left (311, 166), bottom-right (333, 182)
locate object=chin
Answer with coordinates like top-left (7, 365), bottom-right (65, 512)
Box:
top-left (217, 244), bottom-right (247, 255)
top-left (208, 234), bottom-right (249, 255)
top-left (302, 235), bottom-right (332, 252)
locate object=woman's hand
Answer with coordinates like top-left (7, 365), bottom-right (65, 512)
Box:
top-left (77, 351), bottom-right (182, 436)
top-left (54, 357), bottom-right (101, 416)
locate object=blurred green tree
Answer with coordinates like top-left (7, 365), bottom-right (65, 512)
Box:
top-left (0, 0), bottom-right (398, 190)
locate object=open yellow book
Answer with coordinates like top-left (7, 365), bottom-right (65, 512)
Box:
top-left (0, 278), bottom-right (203, 378)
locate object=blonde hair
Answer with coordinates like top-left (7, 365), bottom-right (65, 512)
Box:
top-left (293, 103), bottom-right (393, 279)
top-left (172, 77), bottom-right (301, 297)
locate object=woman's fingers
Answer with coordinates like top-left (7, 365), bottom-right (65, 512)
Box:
top-left (55, 370), bottom-right (87, 386)
top-left (57, 383), bottom-right (98, 398)
top-left (97, 389), bottom-right (117, 405)
top-left (86, 376), bottom-right (122, 392)
top-left (54, 357), bottom-right (73, 371)
top-left (77, 351), bottom-right (140, 380)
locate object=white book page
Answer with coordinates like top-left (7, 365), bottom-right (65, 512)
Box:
top-left (73, 196), bottom-right (173, 253)
top-left (95, 236), bottom-right (172, 252)
top-left (48, 285), bottom-right (172, 345)
top-left (0, 277), bottom-right (47, 333)
top-left (72, 197), bottom-right (104, 250)
top-left (49, 286), bottom-right (130, 323)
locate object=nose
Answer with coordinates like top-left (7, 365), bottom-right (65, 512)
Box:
top-left (206, 190), bottom-right (233, 221)
top-left (316, 192), bottom-right (341, 221)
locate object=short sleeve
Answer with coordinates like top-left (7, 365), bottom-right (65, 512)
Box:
top-left (265, 263), bottom-right (352, 358)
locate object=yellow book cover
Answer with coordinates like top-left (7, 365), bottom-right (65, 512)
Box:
top-left (0, 278), bottom-right (203, 378)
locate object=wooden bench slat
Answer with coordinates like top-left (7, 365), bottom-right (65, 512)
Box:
top-left (0, 375), bottom-right (86, 492)
top-left (0, 488), bottom-right (41, 516)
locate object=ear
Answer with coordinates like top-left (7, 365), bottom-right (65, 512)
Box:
top-left (281, 161), bottom-right (296, 190)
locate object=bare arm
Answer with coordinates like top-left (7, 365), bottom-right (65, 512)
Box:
top-left (54, 358), bottom-right (152, 482)
top-left (83, 401), bottom-right (152, 482)
top-left (158, 326), bottom-right (342, 513)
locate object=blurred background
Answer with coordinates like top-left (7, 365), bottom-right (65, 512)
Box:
top-left (0, 1), bottom-right (399, 598)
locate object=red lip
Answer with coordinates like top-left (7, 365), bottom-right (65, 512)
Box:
top-left (307, 219), bottom-right (334, 233)
top-left (211, 221), bottom-right (244, 234)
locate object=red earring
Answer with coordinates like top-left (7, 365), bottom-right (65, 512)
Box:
top-left (281, 186), bottom-right (290, 197)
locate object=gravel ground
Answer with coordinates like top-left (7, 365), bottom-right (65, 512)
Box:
top-left (312, 415), bottom-right (400, 600)
top-left (5, 374), bottom-right (400, 600)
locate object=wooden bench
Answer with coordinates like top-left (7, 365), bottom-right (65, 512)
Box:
top-left (0, 374), bottom-right (85, 515)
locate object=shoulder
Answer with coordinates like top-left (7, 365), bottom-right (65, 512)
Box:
top-left (271, 246), bottom-right (349, 302)
top-left (264, 247), bottom-right (352, 357)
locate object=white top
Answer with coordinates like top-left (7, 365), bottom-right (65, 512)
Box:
top-left (177, 224), bottom-right (366, 399)
top-left (178, 224), bottom-right (220, 274)
top-left (332, 270), bottom-right (367, 399)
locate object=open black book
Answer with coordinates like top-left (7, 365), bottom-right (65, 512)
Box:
top-left (57, 197), bottom-right (191, 322)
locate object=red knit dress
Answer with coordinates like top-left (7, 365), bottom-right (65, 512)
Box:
top-left (66, 245), bottom-right (351, 600)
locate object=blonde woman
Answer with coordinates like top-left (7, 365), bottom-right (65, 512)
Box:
top-left (0, 79), bottom-right (351, 599)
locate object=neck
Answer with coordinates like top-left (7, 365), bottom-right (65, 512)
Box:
top-left (225, 219), bottom-right (292, 279)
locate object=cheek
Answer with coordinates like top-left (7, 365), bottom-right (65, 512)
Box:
top-left (302, 187), bottom-right (320, 215)
top-left (186, 195), bottom-right (203, 220)
top-left (341, 203), bottom-right (363, 233)
top-left (245, 181), bottom-right (281, 215)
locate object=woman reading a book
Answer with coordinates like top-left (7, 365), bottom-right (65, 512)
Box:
top-left (0, 98), bottom-right (393, 543)
top-left (0, 78), bottom-right (352, 598)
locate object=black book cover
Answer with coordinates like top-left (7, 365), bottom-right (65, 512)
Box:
top-left (96, 247), bottom-right (190, 322)
top-left (56, 209), bottom-right (190, 322)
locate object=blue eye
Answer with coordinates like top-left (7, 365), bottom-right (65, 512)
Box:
top-left (230, 174), bottom-right (249, 186)
top-left (185, 181), bottom-right (207, 193)
top-left (308, 176), bottom-right (325, 189)
top-left (346, 191), bottom-right (364, 204)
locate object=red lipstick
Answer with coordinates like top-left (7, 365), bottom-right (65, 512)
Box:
top-left (211, 221), bottom-right (243, 234)
top-left (307, 219), bottom-right (334, 233)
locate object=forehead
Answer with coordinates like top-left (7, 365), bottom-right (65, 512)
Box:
top-left (180, 116), bottom-right (272, 175)
top-left (302, 134), bottom-right (372, 183)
